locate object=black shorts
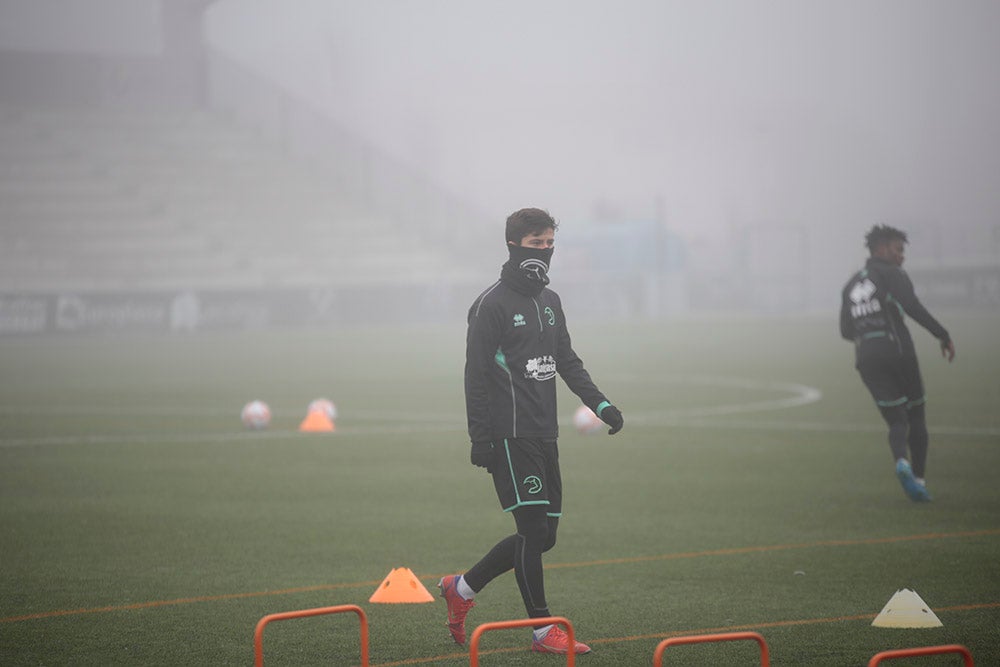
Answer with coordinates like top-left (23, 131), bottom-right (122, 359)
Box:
top-left (857, 351), bottom-right (926, 410)
top-left (491, 437), bottom-right (562, 516)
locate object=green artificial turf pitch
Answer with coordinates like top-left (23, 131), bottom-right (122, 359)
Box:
top-left (1, 315), bottom-right (998, 665)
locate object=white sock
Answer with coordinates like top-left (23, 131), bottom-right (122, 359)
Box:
top-left (915, 477), bottom-right (926, 487)
top-left (456, 575), bottom-right (475, 600)
top-left (533, 624), bottom-right (554, 640)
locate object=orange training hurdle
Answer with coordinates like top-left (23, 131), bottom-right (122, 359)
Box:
top-left (654, 631), bottom-right (770, 666)
top-left (469, 616), bottom-right (576, 667)
top-left (253, 604), bottom-right (369, 667)
top-left (868, 644), bottom-right (973, 666)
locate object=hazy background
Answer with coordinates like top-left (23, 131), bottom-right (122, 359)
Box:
top-left (207, 0), bottom-right (1000, 233)
top-left (1, 0), bottom-right (998, 332)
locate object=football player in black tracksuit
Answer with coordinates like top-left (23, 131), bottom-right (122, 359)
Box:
top-left (840, 224), bottom-right (955, 502)
top-left (438, 208), bottom-right (624, 656)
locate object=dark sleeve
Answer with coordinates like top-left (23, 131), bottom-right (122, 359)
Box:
top-left (888, 269), bottom-right (950, 342)
top-left (464, 298), bottom-right (504, 444)
top-left (554, 301), bottom-right (609, 412)
top-left (839, 285), bottom-right (855, 341)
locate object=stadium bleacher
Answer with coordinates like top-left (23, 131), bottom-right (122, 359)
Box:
top-left (0, 104), bottom-right (450, 292)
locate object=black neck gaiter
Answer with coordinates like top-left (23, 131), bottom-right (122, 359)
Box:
top-left (500, 244), bottom-right (553, 296)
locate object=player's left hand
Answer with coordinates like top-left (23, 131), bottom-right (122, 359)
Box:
top-left (599, 404), bottom-right (624, 435)
top-left (941, 338), bottom-right (955, 362)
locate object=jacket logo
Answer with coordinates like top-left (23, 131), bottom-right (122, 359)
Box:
top-left (849, 278), bottom-right (882, 317)
top-left (544, 306), bottom-right (556, 326)
top-left (524, 355), bottom-right (556, 381)
top-left (513, 313), bottom-right (526, 327)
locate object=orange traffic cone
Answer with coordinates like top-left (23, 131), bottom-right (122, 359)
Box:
top-left (298, 409), bottom-right (335, 432)
top-left (368, 567), bottom-right (435, 603)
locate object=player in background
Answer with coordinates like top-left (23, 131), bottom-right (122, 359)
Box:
top-left (840, 224), bottom-right (955, 501)
top-left (439, 208), bottom-right (624, 655)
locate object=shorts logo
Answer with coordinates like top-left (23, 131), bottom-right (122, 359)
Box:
top-left (513, 313), bottom-right (526, 327)
top-left (524, 355), bottom-right (556, 381)
top-left (523, 475), bottom-right (543, 494)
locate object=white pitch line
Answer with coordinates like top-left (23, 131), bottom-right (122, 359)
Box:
top-left (0, 422), bottom-right (466, 448)
top-left (2, 375), bottom-right (997, 446)
top-left (4, 418), bottom-right (995, 449)
top-left (0, 375), bottom-right (819, 423)
top-left (0, 404), bottom-right (236, 417)
top-left (607, 374), bottom-right (823, 418)
top-left (629, 417), bottom-right (1000, 437)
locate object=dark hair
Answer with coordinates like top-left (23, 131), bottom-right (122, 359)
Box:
top-left (865, 224), bottom-right (908, 253)
top-left (505, 208), bottom-right (558, 244)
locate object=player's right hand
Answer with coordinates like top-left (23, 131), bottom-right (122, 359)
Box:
top-left (470, 441), bottom-right (494, 472)
top-left (941, 338), bottom-right (955, 362)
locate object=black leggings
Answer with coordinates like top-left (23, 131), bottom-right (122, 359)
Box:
top-left (878, 401), bottom-right (929, 478)
top-left (463, 505), bottom-right (559, 618)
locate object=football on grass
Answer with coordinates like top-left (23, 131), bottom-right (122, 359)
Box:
top-left (241, 400), bottom-right (271, 430)
top-left (573, 405), bottom-right (603, 434)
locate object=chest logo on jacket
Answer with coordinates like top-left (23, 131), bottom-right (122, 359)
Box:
top-left (513, 313), bottom-right (526, 327)
top-left (544, 306), bottom-right (556, 326)
top-left (849, 278), bottom-right (881, 318)
top-left (524, 355), bottom-right (556, 381)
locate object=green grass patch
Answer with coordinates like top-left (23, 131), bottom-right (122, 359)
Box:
top-left (2, 316), bottom-right (998, 665)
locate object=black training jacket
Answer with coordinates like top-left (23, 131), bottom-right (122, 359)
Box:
top-left (465, 279), bottom-right (608, 444)
top-left (839, 256), bottom-right (950, 360)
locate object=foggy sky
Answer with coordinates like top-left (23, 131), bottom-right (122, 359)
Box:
top-left (205, 0), bottom-right (1000, 241)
